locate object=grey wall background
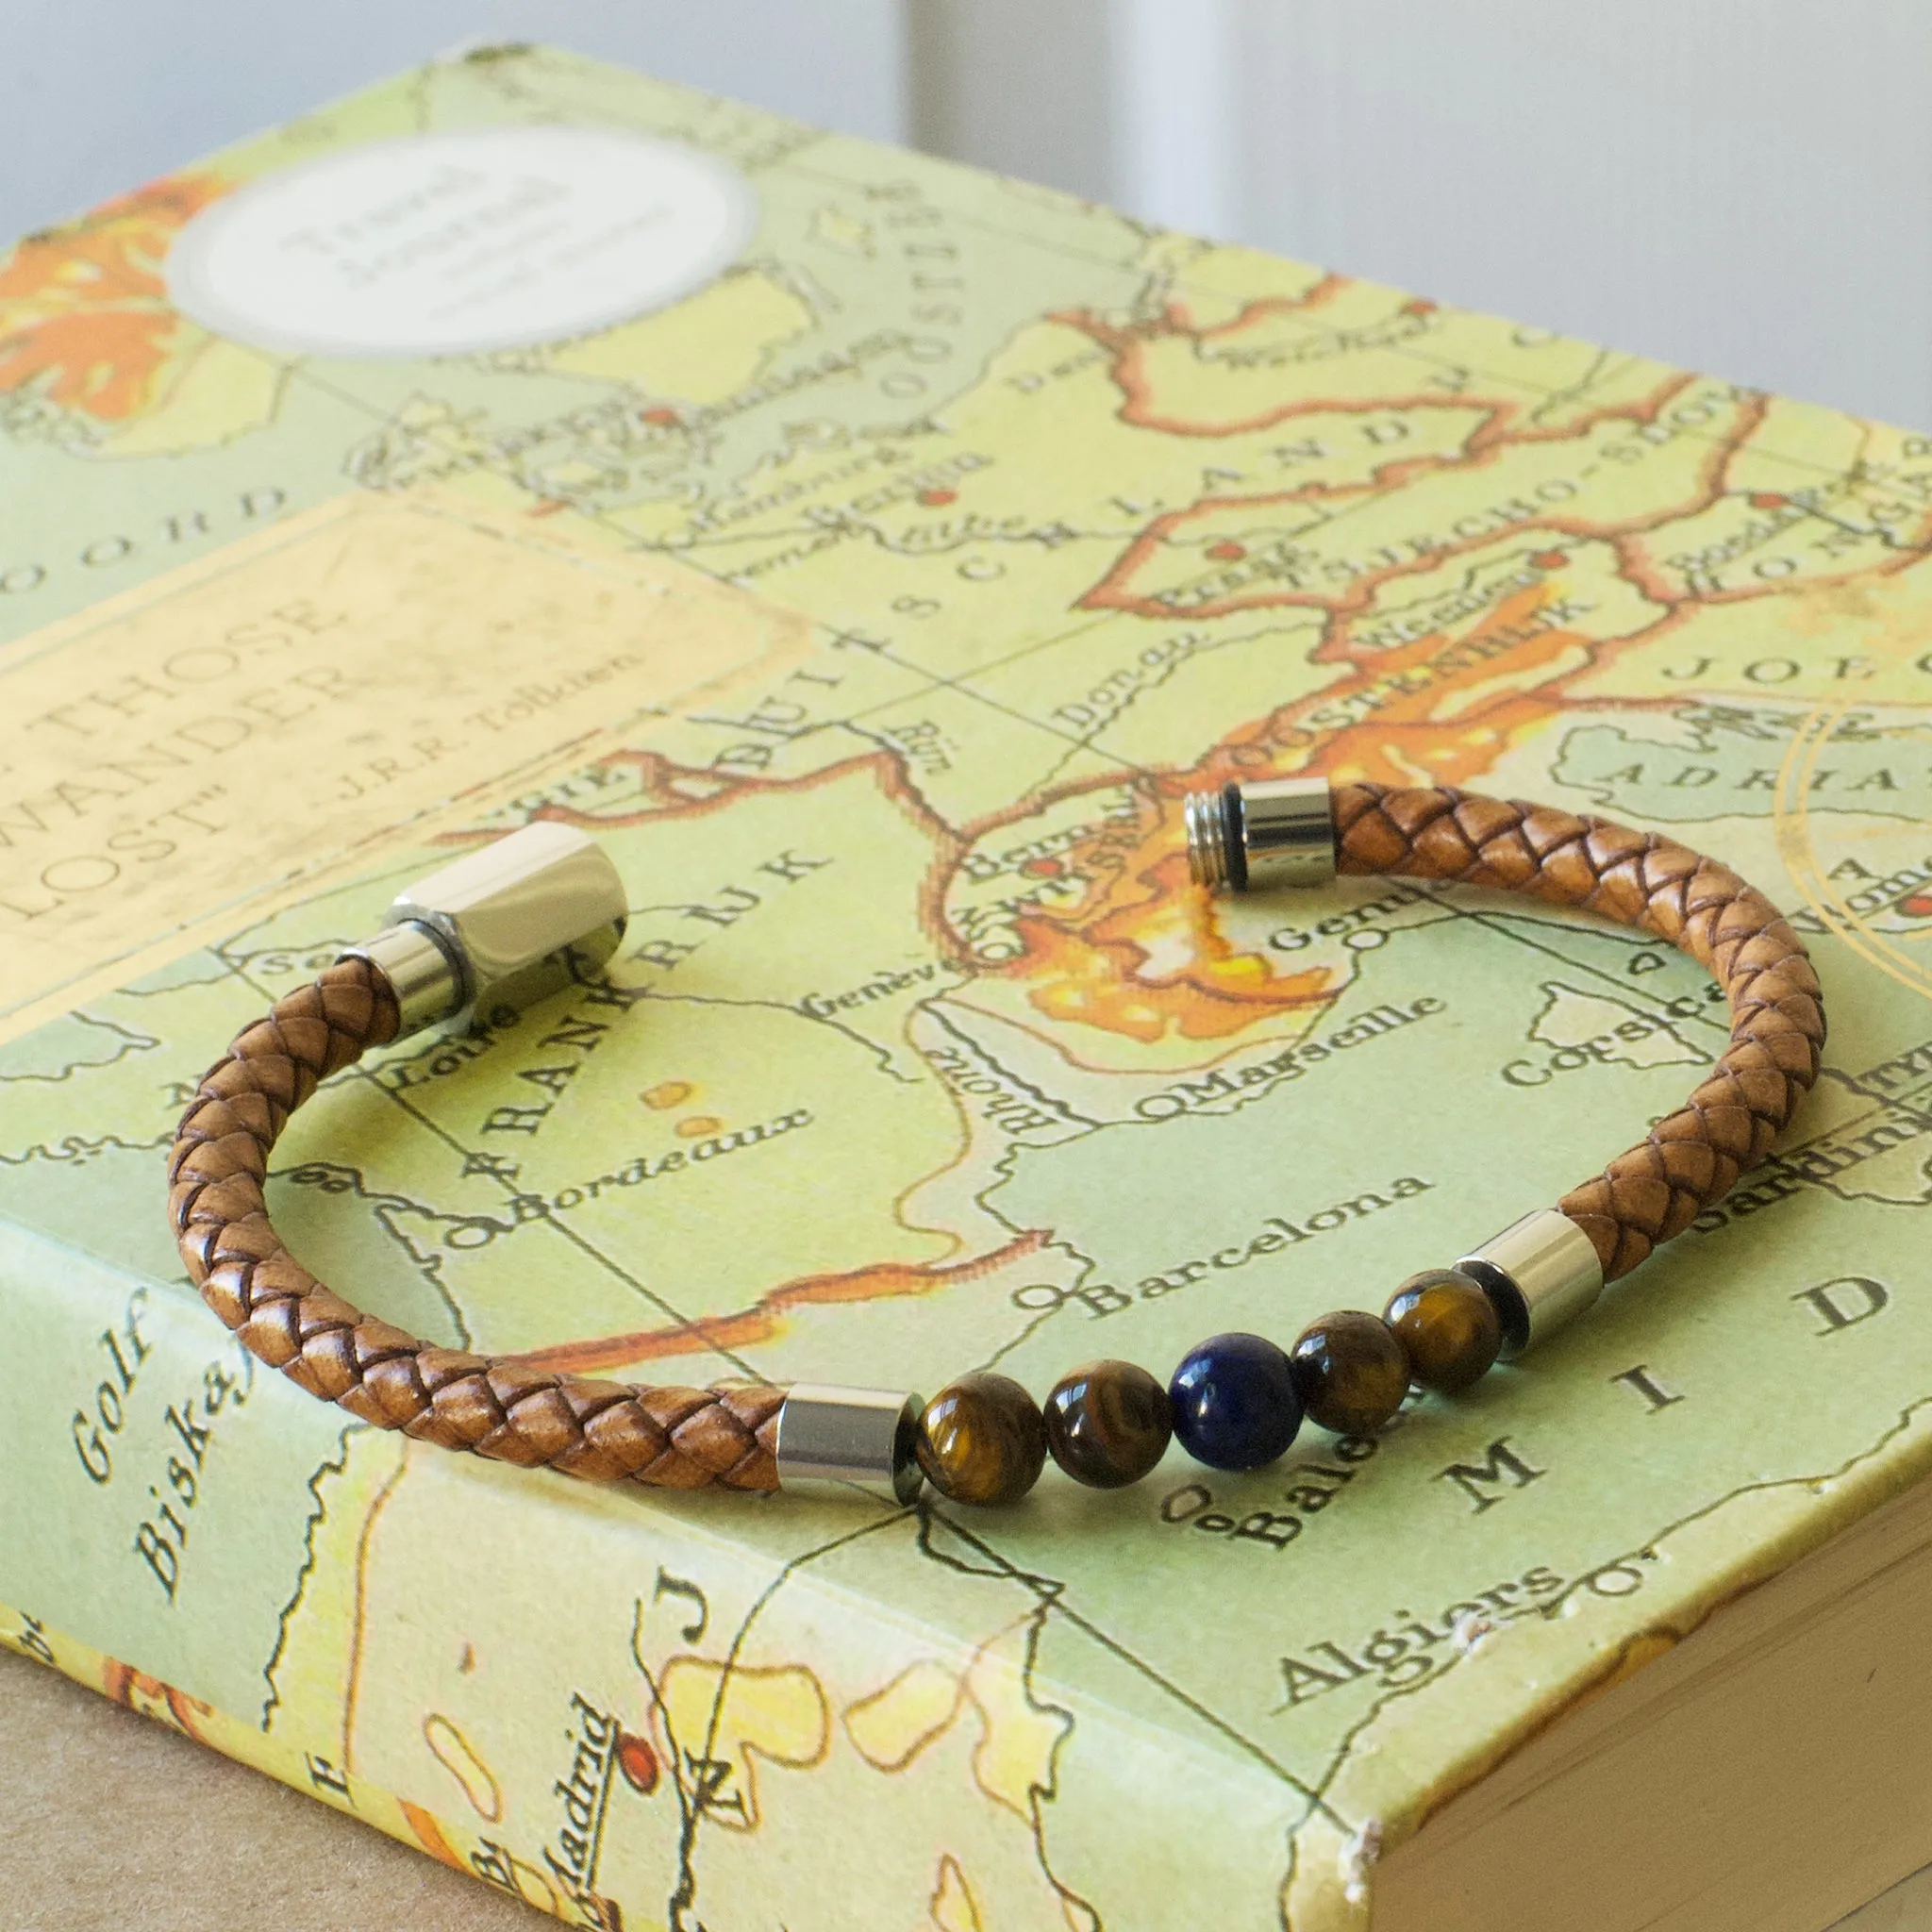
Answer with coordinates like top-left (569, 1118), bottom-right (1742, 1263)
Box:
top-left (7, 0), bottom-right (1931, 428)
top-left (0, 1), bottom-right (911, 219)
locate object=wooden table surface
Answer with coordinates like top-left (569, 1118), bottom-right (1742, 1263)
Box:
top-left (0, 1645), bottom-right (544, 1931)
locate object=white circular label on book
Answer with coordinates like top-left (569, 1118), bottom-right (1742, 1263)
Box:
top-left (165, 126), bottom-right (757, 358)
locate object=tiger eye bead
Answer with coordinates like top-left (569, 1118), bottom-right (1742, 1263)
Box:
top-left (1043, 1360), bottom-right (1173, 1489)
top-left (1384, 1268), bottom-right (1501, 1393)
top-left (915, 1373), bottom-right (1048, 1506)
top-left (1289, 1311), bottom-right (1409, 1436)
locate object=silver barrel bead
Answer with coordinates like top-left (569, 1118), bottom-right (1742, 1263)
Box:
top-left (1457, 1209), bottom-right (1605, 1357)
top-left (775, 1383), bottom-right (925, 1502)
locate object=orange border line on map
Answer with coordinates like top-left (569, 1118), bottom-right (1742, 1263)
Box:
top-left (1774, 632), bottom-right (1932, 1008)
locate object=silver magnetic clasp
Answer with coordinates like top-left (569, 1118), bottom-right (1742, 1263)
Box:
top-left (1457, 1210), bottom-right (1605, 1358)
top-left (1185, 777), bottom-right (1336, 892)
top-left (342, 823), bottom-right (628, 1038)
top-left (775, 1383), bottom-right (925, 1503)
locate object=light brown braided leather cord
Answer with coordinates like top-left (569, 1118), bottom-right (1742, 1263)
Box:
top-left (1332, 782), bottom-right (1826, 1282)
top-left (168, 789), bottom-right (1822, 1488)
top-left (166, 958), bottom-right (782, 1492)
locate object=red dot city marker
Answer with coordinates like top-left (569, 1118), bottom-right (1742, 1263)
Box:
top-left (1530, 550), bottom-right (1568, 571)
top-left (918, 488), bottom-right (958, 507)
top-left (1207, 541), bottom-right (1247, 561)
top-left (1749, 491), bottom-right (1787, 510)
top-left (617, 1731), bottom-right (661, 1794)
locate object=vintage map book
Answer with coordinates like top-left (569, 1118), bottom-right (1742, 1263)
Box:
top-left (4, 44), bottom-right (1932, 1932)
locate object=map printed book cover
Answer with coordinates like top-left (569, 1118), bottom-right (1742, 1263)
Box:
top-left (3, 43), bottom-right (1931, 1932)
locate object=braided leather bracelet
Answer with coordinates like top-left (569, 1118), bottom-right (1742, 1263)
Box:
top-left (165, 781), bottom-right (1824, 1507)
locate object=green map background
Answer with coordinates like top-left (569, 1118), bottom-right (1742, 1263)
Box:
top-left (3, 45), bottom-right (1932, 1932)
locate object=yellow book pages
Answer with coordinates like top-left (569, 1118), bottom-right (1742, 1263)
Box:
top-left (2, 46), bottom-right (1929, 1932)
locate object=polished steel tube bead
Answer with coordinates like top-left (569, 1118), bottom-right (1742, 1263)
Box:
top-left (1184, 777), bottom-right (1336, 893)
top-left (774, 1383), bottom-right (926, 1502)
top-left (1457, 1209), bottom-right (1606, 1357)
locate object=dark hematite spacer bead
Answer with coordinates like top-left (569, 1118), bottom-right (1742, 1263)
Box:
top-left (1043, 1359), bottom-right (1173, 1489)
top-left (1384, 1268), bottom-right (1502, 1393)
top-left (1289, 1310), bottom-right (1409, 1436)
top-left (1168, 1332), bottom-right (1302, 1472)
top-left (915, 1373), bottom-right (1048, 1506)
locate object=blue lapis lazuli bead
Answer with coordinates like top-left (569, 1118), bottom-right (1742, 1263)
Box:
top-left (1169, 1332), bottom-right (1303, 1471)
